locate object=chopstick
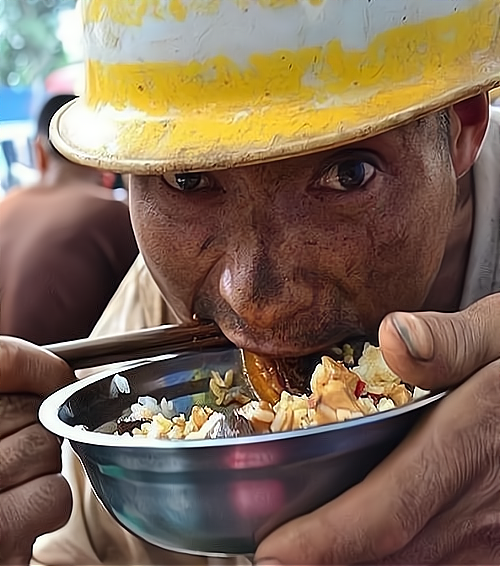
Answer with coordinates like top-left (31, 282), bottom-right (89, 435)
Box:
top-left (43, 323), bottom-right (232, 370)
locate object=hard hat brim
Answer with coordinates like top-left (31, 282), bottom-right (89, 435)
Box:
top-left (50, 79), bottom-right (498, 175)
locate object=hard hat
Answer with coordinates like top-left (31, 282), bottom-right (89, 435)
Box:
top-left (50, 0), bottom-right (500, 174)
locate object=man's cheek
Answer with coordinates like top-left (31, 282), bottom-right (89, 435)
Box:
top-left (132, 205), bottom-right (201, 261)
top-left (143, 232), bottom-right (202, 279)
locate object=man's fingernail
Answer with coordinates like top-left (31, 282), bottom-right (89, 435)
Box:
top-left (391, 313), bottom-right (434, 361)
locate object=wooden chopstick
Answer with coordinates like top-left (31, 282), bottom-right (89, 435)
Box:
top-left (43, 323), bottom-right (232, 370)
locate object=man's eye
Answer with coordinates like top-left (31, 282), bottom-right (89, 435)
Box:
top-left (162, 172), bottom-right (212, 192)
top-left (318, 160), bottom-right (376, 191)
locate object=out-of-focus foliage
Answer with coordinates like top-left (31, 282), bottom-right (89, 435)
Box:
top-left (0, 0), bottom-right (76, 87)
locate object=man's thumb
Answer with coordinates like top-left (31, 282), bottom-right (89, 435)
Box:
top-left (378, 294), bottom-right (499, 390)
top-left (0, 337), bottom-right (75, 397)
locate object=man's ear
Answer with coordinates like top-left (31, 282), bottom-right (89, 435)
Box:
top-left (449, 93), bottom-right (489, 179)
top-left (34, 136), bottom-right (48, 174)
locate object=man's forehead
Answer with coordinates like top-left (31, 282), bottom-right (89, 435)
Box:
top-left (131, 118), bottom-right (430, 180)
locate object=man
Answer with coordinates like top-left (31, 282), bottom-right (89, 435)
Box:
top-left (2, 1), bottom-right (500, 564)
top-left (0, 94), bottom-right (138, 345)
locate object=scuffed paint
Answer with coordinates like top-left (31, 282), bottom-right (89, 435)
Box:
top-left (53, 0), bottom-right (500, 174)
top-left (85, 1), bottom-right (496, 113)
top-left (83, 0), bottom-right (151, 26)
top-left (84, 0), bottom-right (339, 25)
top-left (257, 0), bottom-right (298, 8)
top-left (169, 0), bottom-right (187, 21)
top-left (82, 0), bottom-right (482, 66)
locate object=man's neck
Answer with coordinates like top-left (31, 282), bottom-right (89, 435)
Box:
top-left (422, 170), bottom-right (475, 312)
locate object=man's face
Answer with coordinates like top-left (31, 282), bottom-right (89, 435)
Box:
top-left (130, 116), bottom-right (456, 356)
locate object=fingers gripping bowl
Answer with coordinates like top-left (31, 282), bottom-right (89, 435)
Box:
top-left (39, 347), bottom-right (446, 557)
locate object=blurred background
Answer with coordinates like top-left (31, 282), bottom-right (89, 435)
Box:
top-left (0, 0), bottom-right (126, 198)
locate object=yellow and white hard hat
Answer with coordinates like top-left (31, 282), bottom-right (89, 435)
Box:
top-left (51, 0), bottom-right (500, 174)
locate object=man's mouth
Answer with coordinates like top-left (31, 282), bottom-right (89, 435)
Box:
top-left (195, 307), bottom-right (374, 396)
top-left (215, 319), bottom-right (370, 357)
top-left (194, 294), bottom-right (367, 358)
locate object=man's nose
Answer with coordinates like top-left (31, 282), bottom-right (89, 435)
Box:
top-left (218, 259), bottom-right (314, 329)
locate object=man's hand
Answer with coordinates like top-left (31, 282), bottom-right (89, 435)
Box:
top-left (0, 338), bottom-right (74, 565)
top-left (255, 294), bottom-right (500, 565)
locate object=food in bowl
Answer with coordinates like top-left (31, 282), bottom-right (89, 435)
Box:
top-left (96, 344), bottom-right (425, 441)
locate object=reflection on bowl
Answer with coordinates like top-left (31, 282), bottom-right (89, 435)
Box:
top-left (39, 348), bottom-right (446, 557)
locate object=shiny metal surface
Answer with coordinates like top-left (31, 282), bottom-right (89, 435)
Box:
top-left (40, 348), bottom-right (446, 557)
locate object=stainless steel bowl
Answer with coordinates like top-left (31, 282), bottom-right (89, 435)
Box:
top-left (39, 347), bottom-right (446, 557)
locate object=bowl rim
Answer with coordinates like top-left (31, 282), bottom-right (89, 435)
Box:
top-left (39, 353), bottom-right (448, 449)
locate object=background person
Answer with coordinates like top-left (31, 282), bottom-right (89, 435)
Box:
top-left (0, 94), bottom-right (138, 345)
